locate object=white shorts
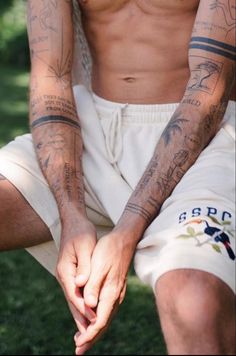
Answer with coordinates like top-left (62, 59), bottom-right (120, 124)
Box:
top-left (0, 85), bottom-right (235, 293)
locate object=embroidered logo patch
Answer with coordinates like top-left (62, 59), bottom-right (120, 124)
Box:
top-left (177, 217), bottom-right (235, 261)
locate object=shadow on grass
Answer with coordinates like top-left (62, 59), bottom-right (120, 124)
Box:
top-left (0, 250), bottom-right (166, 355)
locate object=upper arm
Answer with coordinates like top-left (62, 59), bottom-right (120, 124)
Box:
top-left (27, 0), bottom-right (74, 87)
top-left (187, 0), bottom-right (235, 100)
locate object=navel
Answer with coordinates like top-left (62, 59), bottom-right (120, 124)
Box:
top-left (123, 77), bottom-right (136, 83)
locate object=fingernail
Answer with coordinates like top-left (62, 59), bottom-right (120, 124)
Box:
top-left (74, 332), bottom-right (81, 342)
top-left (75, 347), bottom-right (81, 355)
top-left (75, 346), bottom-right (86, 355)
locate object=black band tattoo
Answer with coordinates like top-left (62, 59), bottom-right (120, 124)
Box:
top-left (190, 35), bottom-right (236, 60)
top-left (147, 196), bottom-right (160, 209)
top-left (189, 43), bottom-right (236, 61)
top-left (125, 203), bottom-right (152, 222)
top-left (191, 36), bottom-right (236, 53)
top-left (31, 115), bottom-right (80, 129)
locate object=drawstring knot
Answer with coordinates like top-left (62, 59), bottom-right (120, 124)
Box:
top-left (104, 103), bottom-right (128, 165)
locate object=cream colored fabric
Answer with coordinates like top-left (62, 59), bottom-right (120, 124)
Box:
top-left (0, 2), bottom-right (235, 291)
top-left (0, 85), bottom-right (235, 292)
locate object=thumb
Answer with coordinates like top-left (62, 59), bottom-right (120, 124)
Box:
top-left (83, 261), bottom-right (106, 308)
top-left (74, 239), bottom-right (95, 288)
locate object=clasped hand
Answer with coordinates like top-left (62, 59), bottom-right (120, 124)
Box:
top-left (56, 218), bottom-right (134, 355)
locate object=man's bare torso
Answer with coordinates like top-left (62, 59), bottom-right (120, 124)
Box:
top-left (78, 0), bottom-right (235, 104)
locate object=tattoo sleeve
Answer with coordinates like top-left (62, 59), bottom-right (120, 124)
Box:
top-left (115, 0), bottom-right (235, 243)
top-left (27, 0), bottom-right (87, 221)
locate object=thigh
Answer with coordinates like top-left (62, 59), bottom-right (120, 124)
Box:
top-left (0, 174), bottom-right (52, 250)
top-left (134, 124), bottom-right (235, 293)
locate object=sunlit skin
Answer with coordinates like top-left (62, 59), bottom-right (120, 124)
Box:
top-left (0, 0), bottom-right (234, 355)
top-left (79, 0), bottom-right (236, 103)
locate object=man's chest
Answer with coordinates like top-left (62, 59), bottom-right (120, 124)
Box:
top-left (78, 0), bottom-right (200, 15)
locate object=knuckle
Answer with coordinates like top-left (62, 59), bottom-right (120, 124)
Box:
top-left (96, 320), bottom-right (106, 330)
top-left (109, 286), bottom-right (120, 300)
top-left (66, 291), bottom-right (74, 305)
top-left (85, 282), bottom-right (96, 295)
top-left (77, 262), bottom-right (89, 273)
top-left (119, 293), bottom-right (126, 305)
top-left (56, 265), bottom-right (64, 282)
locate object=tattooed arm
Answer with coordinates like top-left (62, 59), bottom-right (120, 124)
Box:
top-left (113, 0), bottom-right (235, 244)
top-left (27, 0), bottom-right (97, 332)
top-left (74, 1), bottom-right (235, 352)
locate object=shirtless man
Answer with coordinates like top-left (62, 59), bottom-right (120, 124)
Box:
top-left (0, 0), bottom-right (235, 354)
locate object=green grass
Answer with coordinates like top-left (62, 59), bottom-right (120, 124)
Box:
top-left (0, 65), bottom-right (29, 147)
top-left (0, 65), bottom-right (166, 355)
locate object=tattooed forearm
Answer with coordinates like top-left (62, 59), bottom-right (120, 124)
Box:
top-left (122, 149), bottom-right (192, 228)
top-left (117, 97), bottom-right (223, 239)
top-left (154, 150), bottom-right (189, 198)
top-left (120, 128), bottom-right (198, 237)
top-left (39, 0), bottom-right (58, 32)
top-left (46, 20), bottom-right (72, 89)
top-left (28, 0), bottom-right (59, 35)
top-left (31, 94), bottom-right (77, 119)
top-left (161, 111), bottom-right (189, 145)
top-left (134, 157), bottom-right (159, 196)
top-left (125, 203), bottom-right (152, 223)
top-left (27, 0), bottom-right (86, 220)
top-left (31, 115), bottom-right (80, 129)
top-left (32, 121), bottom-right (85, 215)
top-left (115, 0), bottom-right (235, 243)
top-left (29, 21), bottom-right (72, 91)
top-left (27, 0), bottom-right (37, 34)
top-left (184, 133), bottom-right (203, 152)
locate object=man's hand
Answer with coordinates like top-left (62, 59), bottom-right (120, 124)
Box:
top-left (73, 231), bottom-right (135, 355)
top-left (56, 216), bottom-right (97, 333)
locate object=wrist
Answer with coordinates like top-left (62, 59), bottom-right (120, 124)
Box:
top-left (113, 215), bottom-right (145, 249)
top-left (60, 203), bottom-right (88, 227)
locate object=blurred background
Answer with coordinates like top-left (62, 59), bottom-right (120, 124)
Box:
top-left (0, 1), bottom-right (166, 354)
top-left (0, 0), bottom-right (29, 147)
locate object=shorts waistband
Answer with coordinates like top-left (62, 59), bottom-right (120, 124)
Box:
top-left (92, 92), bottom-right (235, 126)
top-left (92, 92), bottom-right (179, 124)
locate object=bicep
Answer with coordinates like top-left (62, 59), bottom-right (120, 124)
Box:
top-left (27, 0), bottom-right (74, 78)
top-left (193, 0), bottom-right (235, 44)
top-left (187, 0), bottom-right (235, 98)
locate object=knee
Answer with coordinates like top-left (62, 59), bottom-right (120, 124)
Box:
top-left (156, 269), bottom-right (235, 332)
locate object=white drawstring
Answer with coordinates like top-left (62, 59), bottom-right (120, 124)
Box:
top-left (103, 103), bottom-right (128, 166)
